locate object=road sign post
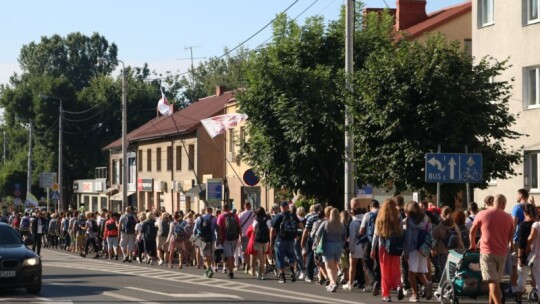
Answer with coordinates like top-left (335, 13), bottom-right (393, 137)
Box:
top-left (425, 153), bottom-right (483, 184)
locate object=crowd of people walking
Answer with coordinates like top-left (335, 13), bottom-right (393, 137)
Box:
top-left (3, 188), bottom-right (540, 303)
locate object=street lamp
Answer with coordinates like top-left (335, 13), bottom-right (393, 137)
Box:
top-left (40, 94), bottom-right (62, 212)
top-left (98, 57), bottom-right (128, 209)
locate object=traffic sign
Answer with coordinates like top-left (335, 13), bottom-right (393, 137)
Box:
top-left (425, 153), bottom-right (482, 183)
top-left (51, 183), bottom-right (59, 191)
top-left (243, 169), bottom-right (260, 186)
top-left (39, 172), bottom-right (57, 188)
top-left (51, 191), bottom-right (60, 200)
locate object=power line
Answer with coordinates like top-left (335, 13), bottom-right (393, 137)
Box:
top-left (62, 102), bottom-right (102, 115)
top-left (33, 118), bottom-right (59, 135)
top-left (63, 103), bottom-right (114, 123)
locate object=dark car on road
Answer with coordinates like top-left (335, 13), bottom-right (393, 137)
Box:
top-left (0, 222), bottom-right (42, 294)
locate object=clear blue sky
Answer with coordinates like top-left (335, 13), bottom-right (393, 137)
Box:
top-left (0, 0), bottom-right (466, 85)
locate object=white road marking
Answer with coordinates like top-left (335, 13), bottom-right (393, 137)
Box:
top-left (0, 297), bottom-right (72, 303)
top-left (45, 250), bottom-right (356, 304)
top-left (102, 291), bottom-right (161, 304)
top-left (126, 286), bottom-right (244, 299)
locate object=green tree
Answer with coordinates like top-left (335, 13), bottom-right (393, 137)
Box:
top-left (350, 35), bottom-right (521, 196)
top-left (238, 10), bottom-right (394, 205)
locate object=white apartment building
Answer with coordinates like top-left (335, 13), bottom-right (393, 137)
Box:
top-left (473, 0), bottom-right (540, 207)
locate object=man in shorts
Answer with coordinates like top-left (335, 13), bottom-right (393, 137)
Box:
top-left (217, 204), bottom-right (241, 279)
top-left (470, 194), bottom-right (514, 304)
top-left (238, 202), bottom-right (256, 273)
top-left (119, 206), bottom-right (136, 262)
top-left (271, 201), bottom-right (299, 283)
top-left (194, 207), bottom-right (217, 278)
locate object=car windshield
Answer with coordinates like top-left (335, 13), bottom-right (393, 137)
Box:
top-left (0, 226), bottom-right (23, 245)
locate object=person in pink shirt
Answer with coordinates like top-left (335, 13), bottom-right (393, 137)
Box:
top-left (469, 194), bottom-right (514, 304)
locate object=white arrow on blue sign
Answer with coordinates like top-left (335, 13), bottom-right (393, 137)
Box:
top-left (425, 153), bottom-right (482, 183)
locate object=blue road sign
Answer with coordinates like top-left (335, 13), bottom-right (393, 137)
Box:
top-left (425, 153), bottom-right (482, 183)
top-left (51, 191), bottom-right (60, 200)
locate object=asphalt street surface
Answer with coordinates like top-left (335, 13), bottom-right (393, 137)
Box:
top-left (0, 248), bottom-right (520, 303)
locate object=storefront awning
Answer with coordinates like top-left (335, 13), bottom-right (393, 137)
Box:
top-left (110, 191), bottom-right (135, 201)
top-left (105, 187), bottom-right (118, 195)
top-left (185, 184), bottom-right (206, 197)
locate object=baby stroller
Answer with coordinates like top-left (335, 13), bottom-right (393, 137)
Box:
top-left (437, 249), bottom-right (497, 304)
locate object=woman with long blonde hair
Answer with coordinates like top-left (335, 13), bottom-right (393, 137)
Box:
top-left (316, 207), bottom-right (347, 292)
top-left (371, 198), bottom-right (404, 302)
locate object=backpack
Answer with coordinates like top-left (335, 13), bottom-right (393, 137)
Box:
top-left (160, 220), bottom-right (170, 237)
top-left (91, 220), bottom-right (99, 233)
top-left (255, 218), bottom-right (270, 243)
top-left (385, 235), bottom-right (404, 256)
top-left (62, 218), bottom-right (69, 232)
top-left (48, 220), bottom-right (58, 235)
top-left (20, 217), bottom-right (30, 231)
top-left (279, 213), bottom-right (297, 239)
top-left (144, 221), bottom-right (158, 239)
top-left (224, 213), bottom-right (240, 241)
top-left (174, 221), bottom-right (192, 241)
top-left (198, 216), bottom-right (213, 242)
top-left (444, 227), bottom-right (459, 249)
top-left (359, 211), bottom-right (378, 244)
top-left (105, 220), bottom-right (117, 232)
top-left (124, 214), bottom-right (136, 234)
top-left (416, 221), bottom-right (433, 256)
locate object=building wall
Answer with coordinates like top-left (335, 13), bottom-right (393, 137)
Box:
top-left (413, 11), bottom-right (472, 49)
top-left (224, 101), bottom-right (277, 211)
top-left (472, 0), bottom-right (540, 210)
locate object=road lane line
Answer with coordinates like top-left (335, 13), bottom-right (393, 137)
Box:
top-left (125, 286), bottom-right (244, 300)
top-left (102, 291), bottom-right (160, 304)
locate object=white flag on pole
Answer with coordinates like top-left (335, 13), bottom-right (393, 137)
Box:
top-left (157, 89), bottom-right (172, 116)
top-left (25, 191), bottom-right (39, 208)
top-left (201, 113), bottom-right (248, 138)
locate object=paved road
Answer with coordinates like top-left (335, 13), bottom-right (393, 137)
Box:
top-left (0, 249), bottom-right (515, 303)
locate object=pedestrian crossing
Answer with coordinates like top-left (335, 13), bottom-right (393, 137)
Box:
top-left (44, 249), bottom-right (356, 304)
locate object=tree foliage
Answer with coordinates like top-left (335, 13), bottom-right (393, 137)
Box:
top-left (350, 35), bottom-right (521, 194)
top-left (238, 9), bottom-right (394, 205)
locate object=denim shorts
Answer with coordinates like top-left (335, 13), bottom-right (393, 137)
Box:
top-left (322, 241), bottom-right (343, 262)
top-left (275, 239), bottom-right (296, 269)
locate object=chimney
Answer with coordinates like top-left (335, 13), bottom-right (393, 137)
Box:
top-left (216, 85), bottom-right (226, 96)
top-left (395, 0), bottom-right (427, 31)
top-left (169, 103), bottom-right (174, 114)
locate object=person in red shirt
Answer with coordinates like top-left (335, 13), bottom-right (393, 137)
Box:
top-left (470, 194), bottom-right (514, 304)
top-left (104, 212), bottom-right (120, 260)
top-left (216, 204), bottom-right (241, 279)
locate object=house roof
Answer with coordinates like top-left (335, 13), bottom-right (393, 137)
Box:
top-left (399, 1), bottom-right (471, 40)
top-left (103, 91), bottom-right (234, 150)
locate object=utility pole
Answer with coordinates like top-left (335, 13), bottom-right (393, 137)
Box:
top-left (3, 130), bottom-right (6, 164)
top-left (344, 0), bottom-right (355, 210)
top-left (121, 60), bottom-right (128, 210)
top-left (27, 121), bottom-right (33, 196)
top-left (59, 99), bottom-right (63, 212)
top-left (182, 46), bottom-right (205, 100)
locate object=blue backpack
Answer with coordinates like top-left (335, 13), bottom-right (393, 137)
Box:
top-left (359, 211), bottom-right (378, 244)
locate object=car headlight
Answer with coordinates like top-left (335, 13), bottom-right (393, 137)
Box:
top-left (23, 257), bottom-right (40, 266)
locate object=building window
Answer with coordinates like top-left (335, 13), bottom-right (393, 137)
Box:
top-left (229, 129), bottom-right (235, 153)
top-left (156, 148), bottom-right (162, 171)
top-left (478, 0), bottom-right (494, 27)
top-left (528, 0), bottom-right (540, 23)
top-left (167, 146), bottom-right (173, 171)
top-left (464, 39), bottom-right (472, 57)
top-left (176, 146), bottom-right (182, 171)
top-left (147, 149), bottom-right (152, 172)
top-left (526, 66), bottom-right (540, 107)
top-left (526, 152), bottom-right (540, 191)
top-left (188, 144), bottom-right (195, 170)
top-left (138, 150), bottom-right (143, 172)
top-left (113, 160), bottom-right (120, 185)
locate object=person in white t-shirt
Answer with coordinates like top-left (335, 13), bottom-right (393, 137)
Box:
top-left (238, 202), bottom-right (256, 272)
top-left (527, 215), bottom-right (540, 297)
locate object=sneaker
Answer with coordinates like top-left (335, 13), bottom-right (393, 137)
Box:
top-left (298, 272), bottom-right (305, 280)
top-left (122, 256), bottom-right (128, 263)
top-left (279, 273), bottom-right (286, 283)
top-left (127, 257), bottom-right (132, 263)
top-left (147, 257), bottom-right (152, 265)
top-left (363, 285), bottom-right (373, 292)
top-left (425, 283), bottom-right (433, 300)
top-left (228, 272), bottom-right (234, 279)
top-left (260, 275), bottom-right (266, 280)
top-left (207, 269), bottom-right (214, 278)
top-left (373, 282), bottom-right (380, 296)
top-left (290, 271), bottom-right (296, 282)
top-left (342, 283), bottom-right (352, 291)
top-left (331, 284), bottom-right (338, 292)
top-left (158, 260), bottom-right (164, 266)
top-left (409, 296), bottom-right (419, 303)
top-left (305, 277), bottom-right (313, 283)
top-left (382, 296), bottom-right (392, 302)
top-left (397, 287), bottom-right (404, 301)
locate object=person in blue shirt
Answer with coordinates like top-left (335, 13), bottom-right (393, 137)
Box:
top-left (510, 189), bottom-right (532, 296)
